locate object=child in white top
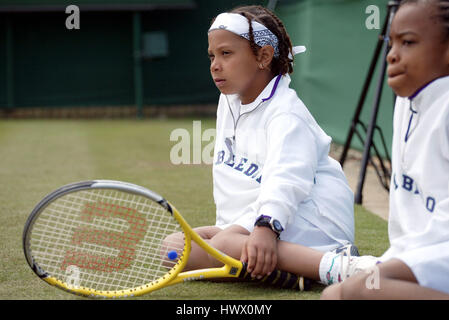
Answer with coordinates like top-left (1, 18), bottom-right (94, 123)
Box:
top-left (321, 0), bottom-right (449, 299)
top-left (165, 5), bottom-right (357, 282)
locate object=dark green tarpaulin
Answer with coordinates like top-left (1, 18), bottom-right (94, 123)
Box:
top-left (0, 0), bottom-right (195, 11)
top-left (0, 0), bottom-right (394, 154)
top-left (277, 0), bottom-right (393, 152)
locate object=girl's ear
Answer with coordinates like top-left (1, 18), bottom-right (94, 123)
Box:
top-left (257, 45), bottom-right (275, 70)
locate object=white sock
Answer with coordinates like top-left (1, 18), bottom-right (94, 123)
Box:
top-left (319, 251), bottom-right (380, 285)
top-left (318, 251), bottom-right (345, 285)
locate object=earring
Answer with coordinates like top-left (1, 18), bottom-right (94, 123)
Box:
top-left (259, 63), bottom-right (264, 69)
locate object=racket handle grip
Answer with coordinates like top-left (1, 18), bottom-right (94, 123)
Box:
top-left (239, 262), bottom-right (312, 291)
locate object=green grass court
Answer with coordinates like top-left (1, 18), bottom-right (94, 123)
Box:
top-left (0, 119), bottom-right (389, 300)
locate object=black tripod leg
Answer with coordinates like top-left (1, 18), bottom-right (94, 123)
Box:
top-left (354, 4), bottom-right (398, 204)
top-left (339, 15), bottom-right (388, 167)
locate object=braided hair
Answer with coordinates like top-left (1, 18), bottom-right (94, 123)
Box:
top-left (400, 0), bottom-right (449, 39)
top-left (229, 5), bottom-right (294, 75)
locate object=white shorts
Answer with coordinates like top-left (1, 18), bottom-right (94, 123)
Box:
top-left (279, 216), bottom-right (349, 252)
top-left (381, 241), bottom-right (449, 294)
top-left (218, 205), bottom-right (352, 253)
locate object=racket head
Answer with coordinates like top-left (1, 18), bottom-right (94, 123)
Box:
top-left (23, 180), bottom-right (191, 298)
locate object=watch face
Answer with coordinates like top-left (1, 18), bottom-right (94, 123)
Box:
top-left (272, 220), bottom-right (283, 232)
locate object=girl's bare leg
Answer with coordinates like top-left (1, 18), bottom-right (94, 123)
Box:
top-left (164, 225), bottom-right (324, 280)
top-left (320, 258), bottom-right (449, 300)
top-left (207, 225), bottom-right (324, 280)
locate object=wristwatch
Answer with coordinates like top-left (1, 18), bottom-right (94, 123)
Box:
top-left (254, 215), bottom-right (284, 238)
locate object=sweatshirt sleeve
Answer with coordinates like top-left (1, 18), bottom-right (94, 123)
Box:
top-left (255, 112), bottom-right (318, 228)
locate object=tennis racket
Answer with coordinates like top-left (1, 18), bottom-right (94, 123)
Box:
top-left (23, 180), bottom-right (311, 298)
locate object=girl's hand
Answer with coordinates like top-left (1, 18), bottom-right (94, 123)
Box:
top-left (240, 226), bottom-right (278, 279)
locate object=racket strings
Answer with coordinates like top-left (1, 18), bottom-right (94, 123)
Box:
top-left (29, 189), bottom-right (186, 292)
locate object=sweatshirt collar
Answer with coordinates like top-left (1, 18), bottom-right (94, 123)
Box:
top-left (408, 75), bottom-right (449, 112)
top-left (237, 74), bottom-right (286, 113)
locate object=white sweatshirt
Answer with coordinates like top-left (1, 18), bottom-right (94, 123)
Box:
top-left (212, 74), bottom-right (354, 245)
top-left (382, 76), bottom-right (449, 260)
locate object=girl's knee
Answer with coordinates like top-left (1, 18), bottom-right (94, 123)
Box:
top-left (338, 270), bottom-right (382, 299)
top-left (209, 226), bottom-right (249, 260)
top-left (321, 274), bottom-right (374, 300)
top-left (320, 284), bottom-right (343, 300)
top-left (162, 231), bottom-right (184, 250)
top-left (161, 231), bottom-right (184, 268)
top-left (209, 231), bottom-right (231, 253)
